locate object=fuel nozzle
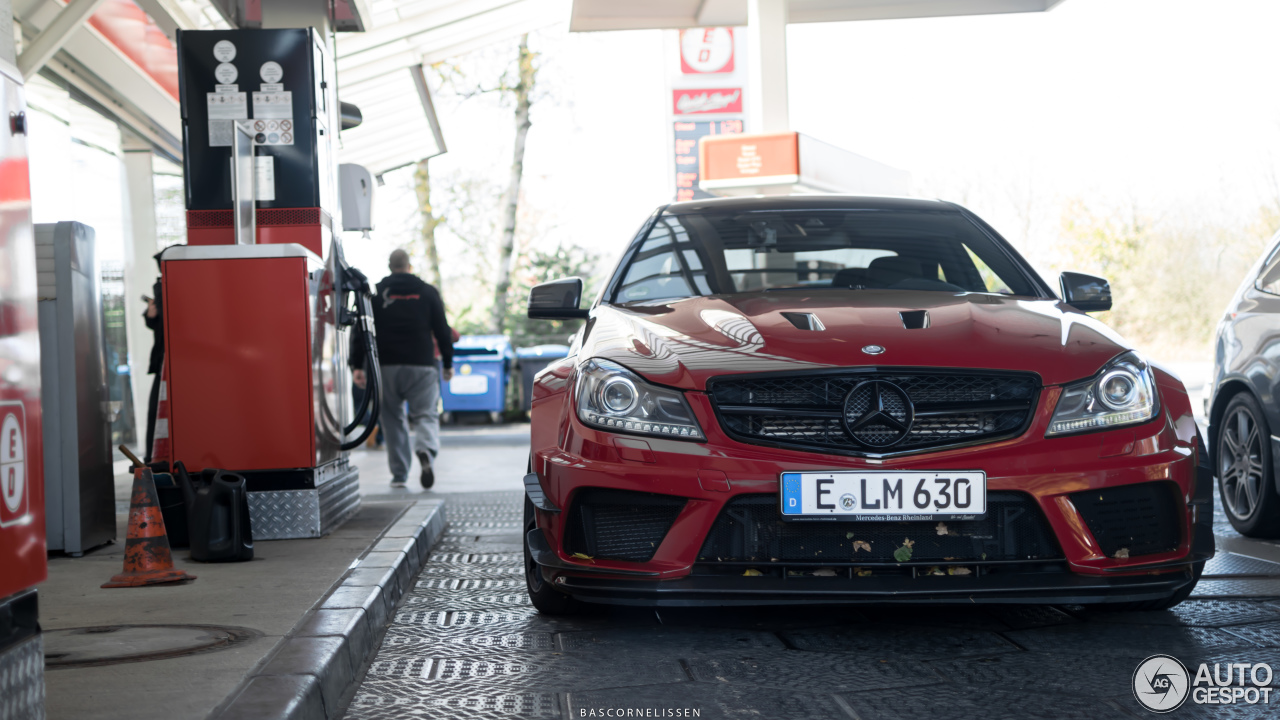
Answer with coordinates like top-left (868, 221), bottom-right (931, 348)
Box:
top-left (338, 264), bottom-right (372, 328)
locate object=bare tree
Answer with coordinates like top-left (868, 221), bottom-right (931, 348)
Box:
top-left (412, 158), bottom-right (444, 287)
top-left (489, 34), bottom-right (537, 333)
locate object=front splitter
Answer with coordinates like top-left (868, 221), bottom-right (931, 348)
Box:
top-left (553, 568), bottom-right (1195, 607)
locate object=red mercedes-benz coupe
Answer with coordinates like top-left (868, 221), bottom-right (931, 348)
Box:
top-left (522, 196), bottom-right (1213, 614)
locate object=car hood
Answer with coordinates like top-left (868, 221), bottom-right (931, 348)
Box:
top-left (583, 290), bottom-right (1132, 390)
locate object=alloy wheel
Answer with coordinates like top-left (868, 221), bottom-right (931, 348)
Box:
top-left (1220, 405), bottom-right (1266, 520)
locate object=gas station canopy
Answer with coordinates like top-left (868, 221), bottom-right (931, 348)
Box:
top-left (334, 0), bottom-right (569, 175)
top-left (8, 0), bottom-right (565, 174)
top-left (570, 0), bottom-right (1066, 31)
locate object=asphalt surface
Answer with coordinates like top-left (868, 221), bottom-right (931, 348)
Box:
top-left (342, 423), bottom-right (1280, 720)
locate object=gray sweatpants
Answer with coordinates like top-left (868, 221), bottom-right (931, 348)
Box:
top-left (379, 364), bottom-right (441, 483)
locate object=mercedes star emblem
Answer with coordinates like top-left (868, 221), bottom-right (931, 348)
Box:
top-left (862, 345), bottom-right (885, 355)
top-left (842, 380), bottom-right (915, 448)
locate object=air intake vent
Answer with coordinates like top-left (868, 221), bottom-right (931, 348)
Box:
top-left (900, 310), bottom-right (929, 329)
top-left (781, 312), bottom-right (825, 331)
top-left (1070, 481), bottom-right (1181, 557)
top-left (564, 489), bottom-right (686, 562)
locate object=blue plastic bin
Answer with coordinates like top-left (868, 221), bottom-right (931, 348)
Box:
top-left (442, 335), bottom-right (514, 419)
top-left (515, 344), bottom-right (571, 413)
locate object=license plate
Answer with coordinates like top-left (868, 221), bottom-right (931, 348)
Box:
top-left (780, 471), bottom-right (986, 521)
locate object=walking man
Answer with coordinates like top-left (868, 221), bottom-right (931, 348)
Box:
top-left (352, 249), bottom-right (453, 488)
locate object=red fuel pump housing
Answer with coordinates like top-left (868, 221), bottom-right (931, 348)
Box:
top-left (165, 29), bottom-right (358, 539)
top-left (0, 63), bottom-right (45, 603)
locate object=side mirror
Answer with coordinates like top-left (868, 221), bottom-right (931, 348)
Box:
top-left (528, 277), bottom-right (590, 320)
top-left (1060, 272), bottom-right (1112, 313)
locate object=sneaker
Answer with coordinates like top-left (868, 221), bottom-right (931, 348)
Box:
top-left (390, 478), bottom-right (407, 489)
top-left (417, 451), bottom-right (435, 489)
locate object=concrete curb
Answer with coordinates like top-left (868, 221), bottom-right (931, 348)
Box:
top-left (214, 498), bottom-right (447, 720)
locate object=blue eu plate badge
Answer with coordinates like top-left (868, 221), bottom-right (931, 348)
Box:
top-left (782, 473), bottom-right (802, 515)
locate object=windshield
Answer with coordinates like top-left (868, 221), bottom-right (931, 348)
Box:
top-left (611, 208), bottom-right (1039, 304)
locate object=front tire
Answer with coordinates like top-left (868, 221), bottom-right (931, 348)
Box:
top-left (1217, 392), bottom-right (1280, 538)
top-left (523, 495), bottom-right (585, 615)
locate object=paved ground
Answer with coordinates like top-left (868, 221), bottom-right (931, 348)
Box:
top-left (344, 420), bottom-right (1280, 720)
top-left (42, 499), bottom-right (416, 720)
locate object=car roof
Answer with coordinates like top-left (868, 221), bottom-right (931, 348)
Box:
top-left (662, 195), bottom-right (956, 215)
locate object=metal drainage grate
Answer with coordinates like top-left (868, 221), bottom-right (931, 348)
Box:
top-left (395, 610), bottom-right (538, 628)
top-left (381, 631), bottom-right (556, 652)
top-left (347, 692), bottom-right (562, 719)
top-left (416, 578), bottom-right (525, 591)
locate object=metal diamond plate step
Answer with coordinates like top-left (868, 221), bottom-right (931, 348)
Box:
top-left (1193, 578), bottom-right (1280, 598)
top-left (1071, 599), bottom-right (1280, 627)
top-left (782, 624), bottom-right (1019, 659)
top-left (684, 653), bottom-right (930, 691)
top-left (930, 651), bottom-right (1151, 697)
top-left (1204, 552), bottom-right (1280, 578)
top-left (0, 634), bottom-right (44, 720)
top-left (837, 684), bottom-right (1127, 720)
top-left (1004, 623), bottom-right (1254, 657)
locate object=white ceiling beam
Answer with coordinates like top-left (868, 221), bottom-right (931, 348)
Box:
top-left (568, 0), bottom-right (1068, 30)
top-left (788, 0), bottom-right (1061, 24)
top-left (337, 0), bottom-right (522, 58)
top-left (696, 0), bottom-right (746, 25)
top-left (18, 0), bottom-right (107, 79)
top-left (339, 7), bottom-right (547, 86)
top-left (133, 0), bottom-right (198, 38)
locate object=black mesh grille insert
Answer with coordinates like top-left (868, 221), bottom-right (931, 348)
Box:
top-left (564, 489), bottom-right (687, 562)
top-left (698, 492), bottom-right (1061, 564)
top-left (708, 370), bottom-right (1039, 456)
top-left (1070, 481), bottom-right (1181, 558)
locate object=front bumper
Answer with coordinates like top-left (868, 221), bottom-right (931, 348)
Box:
top-left (526, 369), bottom-right (1213, 605)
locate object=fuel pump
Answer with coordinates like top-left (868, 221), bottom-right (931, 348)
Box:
top-left (163, 28), bottom-right (376, 539)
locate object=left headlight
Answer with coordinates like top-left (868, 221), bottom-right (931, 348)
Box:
top-left (575, 358), bottom-right (705, 441)
top-left (1047, 351), bottom-right (1159, 437)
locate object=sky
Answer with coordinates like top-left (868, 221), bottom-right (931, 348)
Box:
top-left (344, 0), bottom-right (1280, 288)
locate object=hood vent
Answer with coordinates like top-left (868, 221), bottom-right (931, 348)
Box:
top-left (900, 310), bottom-right (930, 329)
top-left (781, 312), bottom-right (825, 331)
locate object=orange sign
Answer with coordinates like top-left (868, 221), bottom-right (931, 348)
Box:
top-left (699, 132), bottom-right (800, 185)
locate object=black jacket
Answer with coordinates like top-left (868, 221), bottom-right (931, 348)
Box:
top-left (145, 280), bottom-right (163, 374)
top-left (351, 273), bottom-right (453, 369)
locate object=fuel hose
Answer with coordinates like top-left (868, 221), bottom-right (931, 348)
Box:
top-left (341, 280), bottom-right (381, 451)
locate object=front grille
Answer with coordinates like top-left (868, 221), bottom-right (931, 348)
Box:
top-left (698, 492), bottom-right (1061, 564)
top-left (708, 370), bottom-right (1039, 456)
top-left (564, 489), bottom-right (687, 562)
top-left (1071, 481), bottom-right (1181, 558)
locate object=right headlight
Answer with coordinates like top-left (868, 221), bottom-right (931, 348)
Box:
top-left (575, 358), bottom-right (704, 441)
top-left (1046, 351), bottom-right (1159, 436)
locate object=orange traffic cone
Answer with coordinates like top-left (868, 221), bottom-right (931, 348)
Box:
top-left (150, 358), bottom-right (170, 466)
top-left (102, 467), bottom-right (196, 588)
